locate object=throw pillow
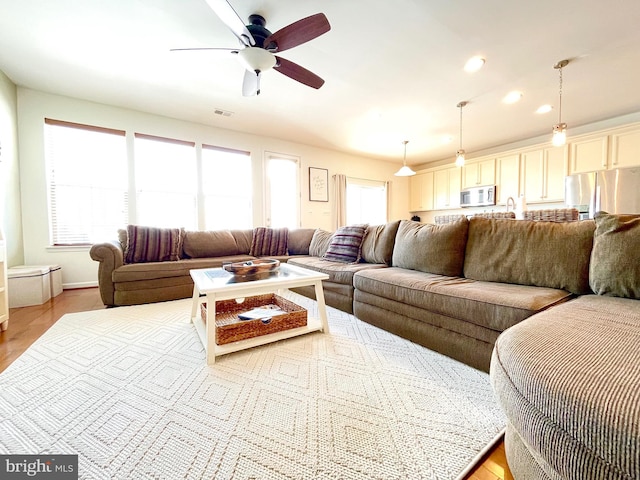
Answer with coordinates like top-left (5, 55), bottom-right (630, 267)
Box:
top-left (308, 229), bottom-right (334, 257)
top-left (323, 224), bottom-right (367, 263)
top-left (590, 212), bottom-right (640, 299)
top-left (125, 225), bottom-right (182, 264)
top-left (249, 227), bottom-right (289, 256)
top-left (392, 219), bottom-right (468, 276)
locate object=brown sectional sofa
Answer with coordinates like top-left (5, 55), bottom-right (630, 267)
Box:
top-left (90, 213), bottom-right (639, 478)
top-left (90, 227), bottom-right (316, 307)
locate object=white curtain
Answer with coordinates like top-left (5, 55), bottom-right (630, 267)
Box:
top-left (333, 174), bottom-right (347, 229)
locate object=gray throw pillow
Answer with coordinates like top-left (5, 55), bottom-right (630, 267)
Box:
top-left (590, 212), bottom-right (640, 299)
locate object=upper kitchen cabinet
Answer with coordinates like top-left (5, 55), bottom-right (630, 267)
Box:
top-left (521, 146), bottom-right (568, 203)
top-left (610, 126), bottom-right (640, 169)
top-left (434, 167), bottom-right (461, 209)
top-left (496, 154), bottom-right (520, 204)
top-left (462, 158), bottom-right (495, 189)
top-left (569, 136), bottom-right (609, 173)
top-left (409, 171), bottom-right (434, 212)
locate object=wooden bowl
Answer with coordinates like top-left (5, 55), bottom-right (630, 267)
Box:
top-left (223, 259), bottom-right (280, 276)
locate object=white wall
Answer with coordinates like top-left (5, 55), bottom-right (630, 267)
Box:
top-left (0, 71), bottom-right (23, 265)
top-left (16, 88), bottom-right (409, 288)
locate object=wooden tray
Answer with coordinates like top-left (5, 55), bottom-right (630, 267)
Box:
top-left (201, 294), bottom-right (307, 345)
top-left (223, 259), bottom-right (280, 276)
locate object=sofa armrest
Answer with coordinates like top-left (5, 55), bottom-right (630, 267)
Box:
top-left (89, 240), bottom-right (124, 306)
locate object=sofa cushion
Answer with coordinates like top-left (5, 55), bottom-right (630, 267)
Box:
top-left (590, 212), bottom-right (640, 299)
top-left (323, 224), bottom-right (367, 263)
top-left (249, 227), bottom-right (288, 256)
top-left (124, 225), bottom-right (182, 264)
top-left (353, 267), bottom-right (571, 333)
top-left (230, 229), bottom-right (254, 254)
top-left (464, 217), bottom-right (595, 295)
top-left (287, 228), bottom-right (316, 255)
top-left (308, 229), bottom-right (334, 257)
top-left (392, 219), bottom-right (468, 277)
top-left (491, 295), bottom-right (640, 480)
top-left (182, 230), bottom-right (240, 258)
top-left (360, 220), bottom-right (401, 265)
top-left (288, 256), bottom-right (386, 286)
top-left (113, 255), bottom-right (255, 283)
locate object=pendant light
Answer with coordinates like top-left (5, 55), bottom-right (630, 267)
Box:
top-left (455, 101), bottom-right (468, 167)
top-left (394, 140), bottom-right (416, 176)
top-left (552, 59), bottom-right (569, 147)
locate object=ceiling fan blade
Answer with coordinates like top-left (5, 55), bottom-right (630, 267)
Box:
top-left (274, 56), bottom-right (324, 89)
top-left (264, 13), bottom-right (330, 53)
top-left (204, 0), bottom-right (255, 47)
top-left (242, 70), bottom-right (261, 96)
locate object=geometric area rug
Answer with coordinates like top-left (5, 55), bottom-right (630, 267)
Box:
top-left (0, 292), bottom-right (505, 479)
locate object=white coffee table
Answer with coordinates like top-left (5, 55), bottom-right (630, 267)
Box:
top-left (190, 263), bottom-right (330, 364)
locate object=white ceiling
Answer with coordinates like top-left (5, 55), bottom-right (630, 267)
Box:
top-left (1, 0), bottom-right (640, 166)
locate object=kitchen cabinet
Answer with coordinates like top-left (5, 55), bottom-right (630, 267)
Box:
top-left (569, 136), bottom-right (609, 173)
top-left (434, 167), bottom-right (461, 209)
top-left (522, 146), bottom-right (568, 203)
top-left (610, 127), bottom-right (640, 169)
top-left (462, 158), bottom-right (495, 188)
top-left (496, 154), bottom-right (520, 204)
top-left (409, 171), bottom-right (434, 211)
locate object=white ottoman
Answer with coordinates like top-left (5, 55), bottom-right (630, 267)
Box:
top-left (7, 266), bottom-right (51, 308)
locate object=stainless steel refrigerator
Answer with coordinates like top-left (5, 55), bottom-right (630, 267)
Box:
top-left (565, 167), bottom-right (640, 218)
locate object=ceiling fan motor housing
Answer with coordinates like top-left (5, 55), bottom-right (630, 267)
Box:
top-left (247, 14), bottom-right (272, 48)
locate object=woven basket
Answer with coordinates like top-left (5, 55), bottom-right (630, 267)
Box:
top-left (523, 208), bottom-right (579, 222)
top-left (201, 294), bottom-right (307, 345)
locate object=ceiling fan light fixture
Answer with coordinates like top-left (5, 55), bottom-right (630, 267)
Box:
top-left (237, 47), bottom-right (276, 73)
top-left (394, 140), bottom-right (416, 177)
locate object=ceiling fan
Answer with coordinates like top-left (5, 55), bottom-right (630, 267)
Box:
top-left (172, 0), bottom-right (331, 96)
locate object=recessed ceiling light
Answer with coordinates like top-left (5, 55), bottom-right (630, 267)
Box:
top-left (464, 56), bottom-right (485, 73)
top-left (503, 91), bottom-right (523, 104)
top-left (441, 135), bottom-right (454, 144)
top-left (536, 104), bottom-right (553, 114)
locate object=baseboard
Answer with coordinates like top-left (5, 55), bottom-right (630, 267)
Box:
top-left (63, 281), bottom-right (98, 290)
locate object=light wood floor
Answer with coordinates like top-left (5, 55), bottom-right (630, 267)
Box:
top-left (0, 287), bottom-right (513, 479)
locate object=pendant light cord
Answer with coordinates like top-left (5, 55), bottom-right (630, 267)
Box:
top-left (459, 105), bottom-right (463, 150)
top-left (403, 140), bottom-right (408, 166)
top-left (558, 66), bottom-right (563, 124)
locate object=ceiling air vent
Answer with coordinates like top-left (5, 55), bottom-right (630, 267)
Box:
top-left (213, 108), bottom-right (233, 117)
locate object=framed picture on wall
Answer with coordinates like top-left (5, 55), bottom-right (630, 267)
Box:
top-left (309, 167), bottom-right (329, 202)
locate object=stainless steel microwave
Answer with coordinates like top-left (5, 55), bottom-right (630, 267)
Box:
top-left (460, 185), bottom-right (497, 207)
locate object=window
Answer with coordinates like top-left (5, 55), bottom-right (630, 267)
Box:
top-left (202, 145), bottom-right (252, 230)
top-left (45, 119), bottom-right (127, 245)
top-left (265, 154), bottom-right (300, 228)
top-left (346, 178), bottom-right (388, 225)
top-left (134, 134), bottom-right (197, 229)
